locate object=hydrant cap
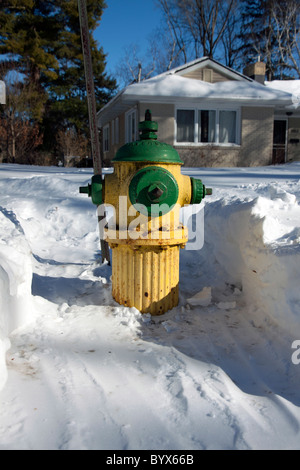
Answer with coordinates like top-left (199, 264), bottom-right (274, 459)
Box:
top-left (112, 110), bottom-right (183, 165)
top-left (129, 165), bottom-right (179, 216)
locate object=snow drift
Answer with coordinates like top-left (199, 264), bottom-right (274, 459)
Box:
top-left (203, 187), bottom-right (300, 335)
top-left (0, 206), bottom-right (34, 390)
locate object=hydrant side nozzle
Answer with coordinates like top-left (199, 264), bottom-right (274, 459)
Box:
top-left (190, 177), bottom-right (212, 204)
top-left (79, 175), bottom-right (103, 205)
top-left (79, 184), bottom-right (91, 196)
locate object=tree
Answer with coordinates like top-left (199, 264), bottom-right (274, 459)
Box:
top-left (56, 127), bottom-right (88, 166)
top-left (239, 0), bottom-right (300, 79)
top-left (115, 44), bottom-right (156, 88)
top-left (271, 0), bottom-right (300, 78)
top-left (0, 0), bottom-right (117, 157)
top-left (156, 0), bottom-right (189, 65)
top-left (239, 0), bottom-right (276, 79)
top-left (0, 71), bottom-right (44, 163)
top-left (219, 2), bottom-right (244, 69)
top-left (156, 0), bottom-right (237, 63)
top-left (116, 0), bottom-right (239, 88)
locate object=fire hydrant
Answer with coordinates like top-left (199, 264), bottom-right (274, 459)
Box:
top-left (80, 110), bottom-right (212, 315)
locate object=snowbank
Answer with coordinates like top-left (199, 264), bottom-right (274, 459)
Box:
top-left (0, 207), bottom-right (34, 390)
top-left (202, 184), bottom-right (300, 335)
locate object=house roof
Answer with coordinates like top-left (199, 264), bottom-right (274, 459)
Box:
top-left (265, 80), bottom-right (300, 110)
top-left (98, 58), bottom-right (298, 126)
top-left (152, 56), bottom-right (252, 82)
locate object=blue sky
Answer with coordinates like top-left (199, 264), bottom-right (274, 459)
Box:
top-left (94, 0), bottom-right (163, 78)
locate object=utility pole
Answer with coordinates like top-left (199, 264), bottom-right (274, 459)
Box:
top-left (77, 0), bottom-right (110, 264)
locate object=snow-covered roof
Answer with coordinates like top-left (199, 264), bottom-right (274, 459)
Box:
top-left (123, 73), bottom-right (294, 104)
top-left (265, 80), bottom-right (300, 109)
top-left (265, 79), bottom-right (300, 94)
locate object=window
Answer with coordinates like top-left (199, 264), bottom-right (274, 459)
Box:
top-left (176, 108), bottom-right (239, 145)
top-left (111, 118), bottom-right (119, 146)
top-left (103, 124), bottom-right (109, 152)
top-left (126, 109), bottom-right (137, 143)
top-left (219, 110), bottom-right (236, 143)
top-left (198, 110), bottom-right (216, 142)
top-left (177, 110), bottom-right (195, 142)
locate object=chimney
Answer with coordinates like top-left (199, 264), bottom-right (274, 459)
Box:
top-left (243, 60), bottom-right (266, 85)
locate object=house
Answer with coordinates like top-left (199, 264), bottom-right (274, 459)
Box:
top-left (97, 57), bottom-right (300, 167)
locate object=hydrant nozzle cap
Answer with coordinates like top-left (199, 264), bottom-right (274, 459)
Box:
top-left (190, 177), bottom-right (213, 204)
top-left (129, 166), bottom-right (179, 217)
top-left (79, 175), bottom-right (103, 206)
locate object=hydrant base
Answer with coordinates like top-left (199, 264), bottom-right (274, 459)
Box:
top-left (111, 244), bottom-right (180, 315)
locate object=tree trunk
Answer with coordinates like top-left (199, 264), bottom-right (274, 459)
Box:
top-left (10, 120), bottom-right (15, 163)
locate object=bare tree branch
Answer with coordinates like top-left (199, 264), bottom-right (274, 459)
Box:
top-left (271, 0), bottom-right (300, 77)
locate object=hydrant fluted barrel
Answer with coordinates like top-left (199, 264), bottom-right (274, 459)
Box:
top-left (80, 110), bottom-right (212, 315)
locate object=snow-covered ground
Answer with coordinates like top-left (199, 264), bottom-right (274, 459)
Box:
top-left (0, 162), bottom-right (300, 450)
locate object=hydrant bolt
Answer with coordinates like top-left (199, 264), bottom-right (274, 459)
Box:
top-left (147, 183), bottom-right (166, 202)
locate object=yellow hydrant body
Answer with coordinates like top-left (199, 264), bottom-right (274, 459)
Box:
top-left (104, 163), bottom-right (190, 314)
top-left (80, 110), bottom-right (211, 315)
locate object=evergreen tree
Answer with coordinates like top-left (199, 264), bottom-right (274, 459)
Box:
top-left (239, 0), bottom-right (274, 78)
top-left (0, 0), bottom-right (116, 155)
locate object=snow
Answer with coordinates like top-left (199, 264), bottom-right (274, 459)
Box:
top-left (0, 162), bottom-right (300, 450)
top-left (265, 80), bottom-right (300, 108)
top-left (265, 80), bottom-right (300, 97)
top-left (123, 74), bottom-right (294, 105)
top-left (187, 287), bottom-right (212, 307)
